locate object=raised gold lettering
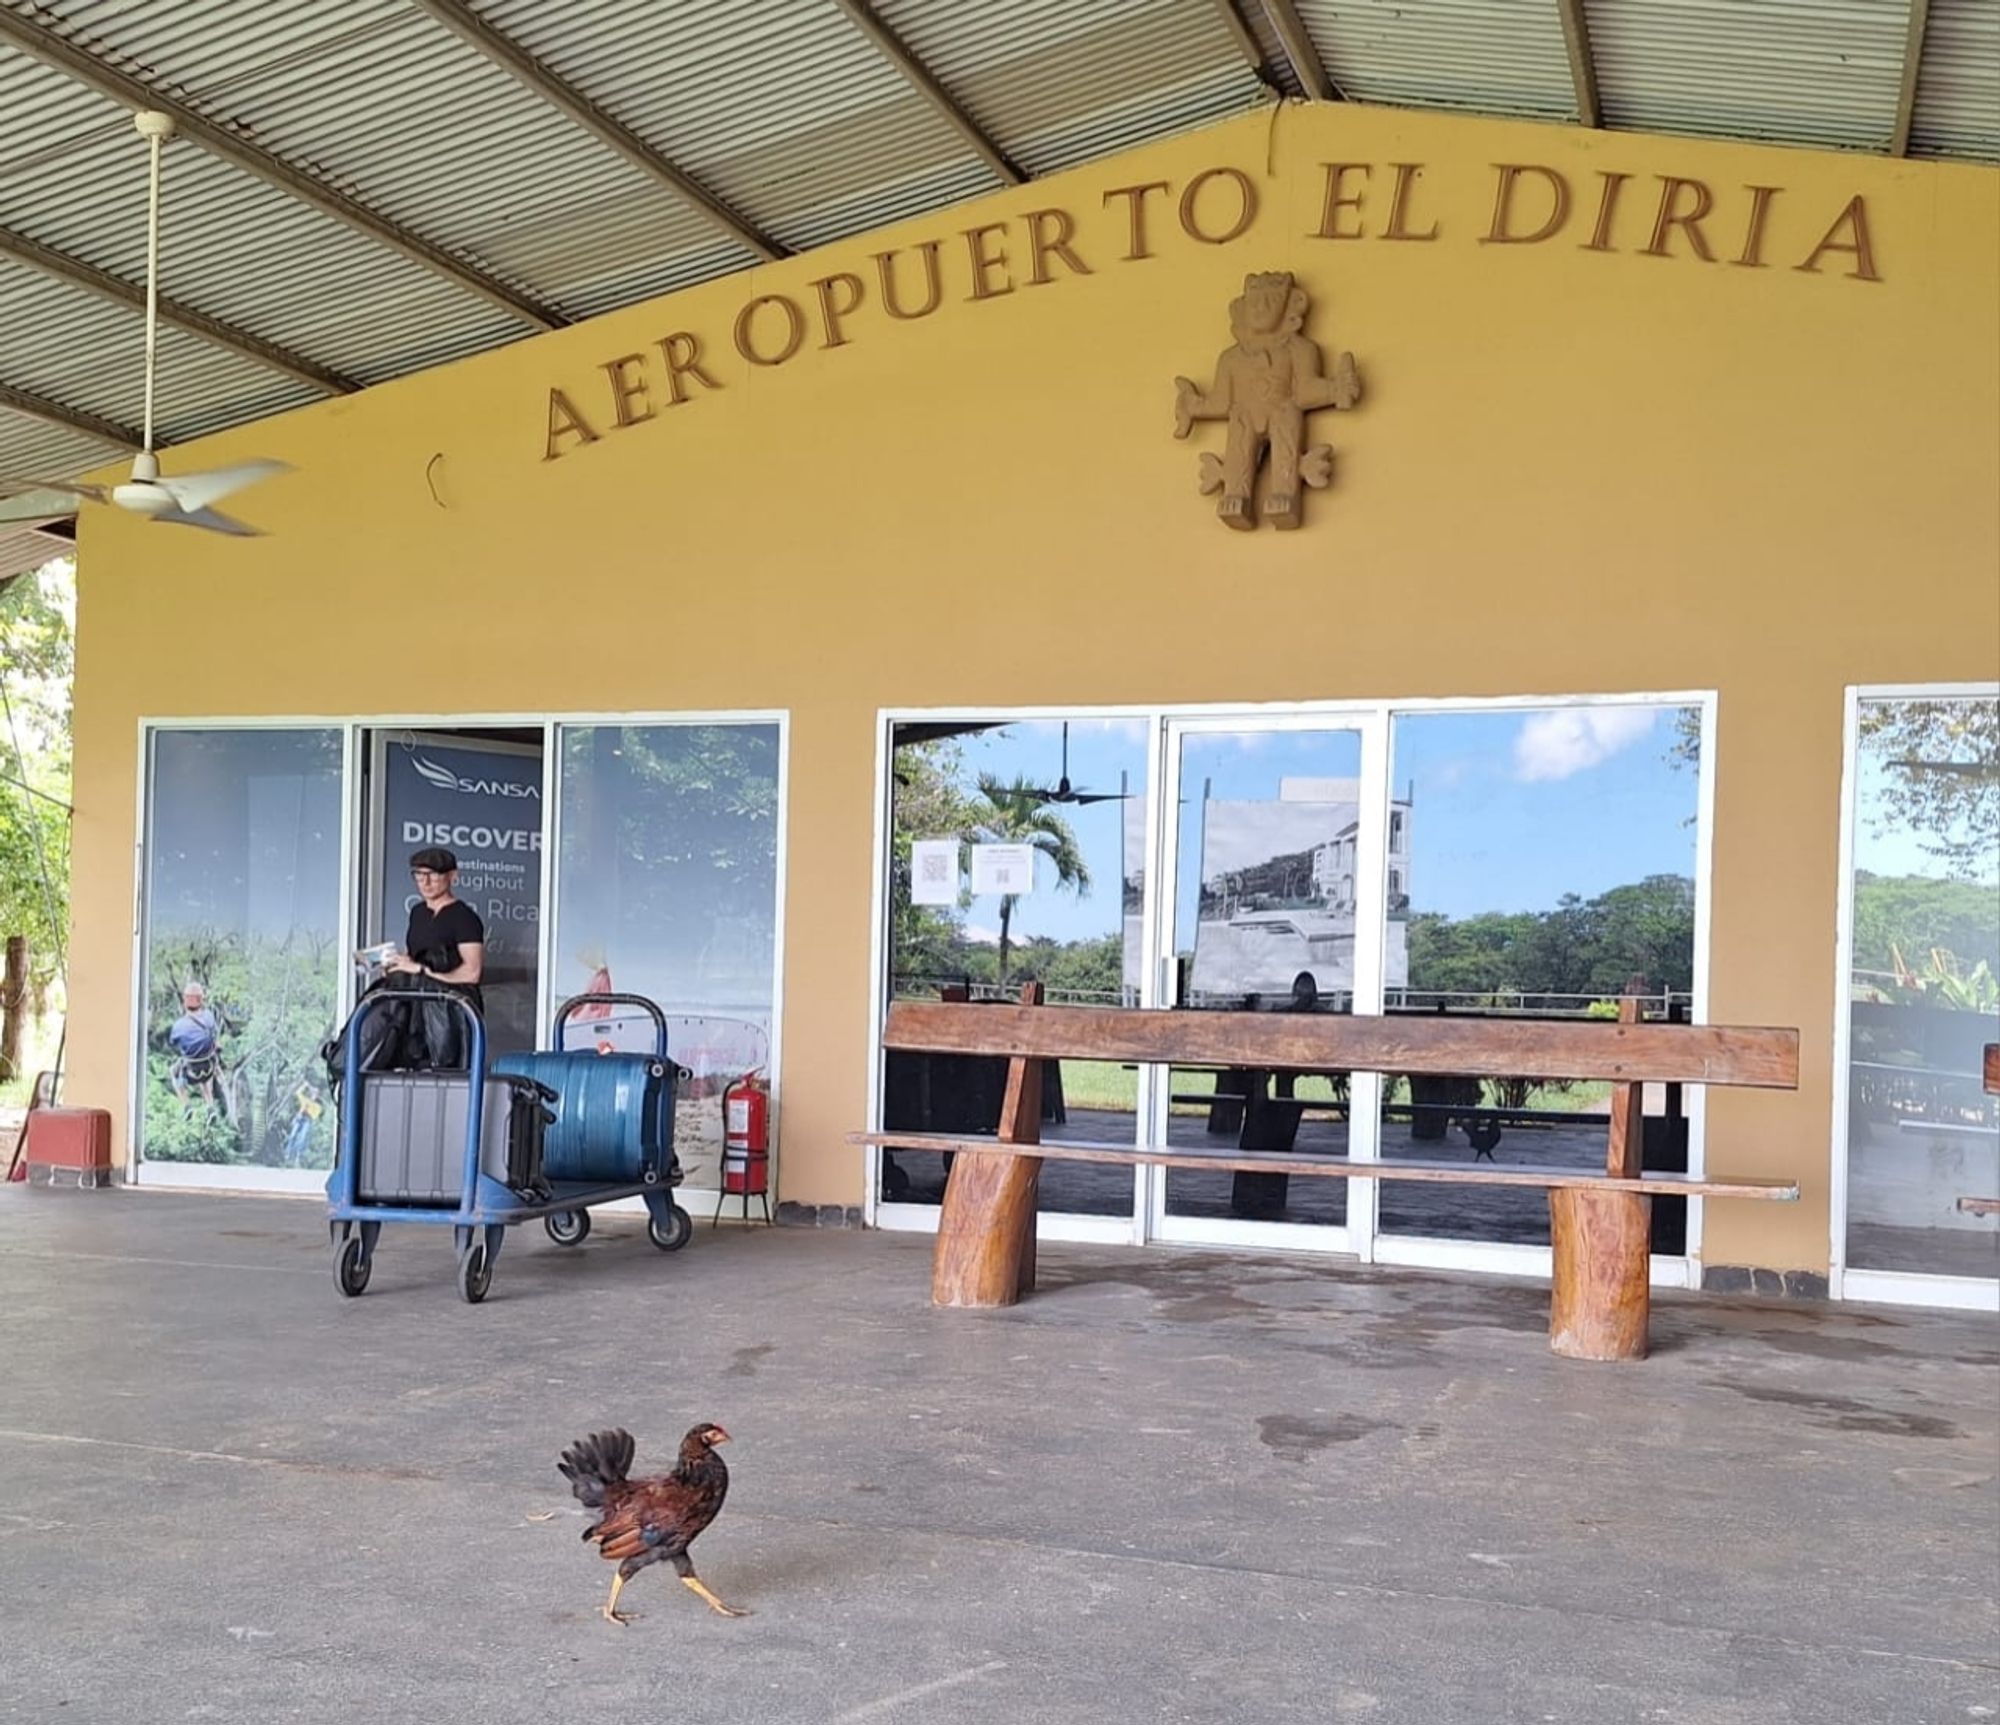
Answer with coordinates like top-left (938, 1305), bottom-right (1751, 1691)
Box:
top-left (601, 354), bottom-right (654, 428)
top-left (1383, 163), bottom-right (1440, 241)
top-left (811, 272), bottom-right (866, 348)
top-left (1178, 167), bottom-right (1257, 245)
top-left (1483, 165), bottom-right (1571, 244)
top-left (1312, 163), bottom-right (1371, 240)
top-left (874, 242), bottom-right (945, 319)
top-left (733, 294), bottom-right (806, 365)
top-left (1582, 171), bottom-right (1629, 253)
top-left (1025, 208), bottom-right (1092, 284)
top-left (657, 332), bottom-right (721, 404)
top-left (962, 222), bottom-right (1015, 300)
top-left (1733, 185), bottom-right (1780, 269)
top-left (1795, 195), bottom-right (1881, 282)
top-left (1102, 181), bottom-right (1170, 260)
top-left (543, 387), bottom-right (599, 462)
top-left (1643, 176), bottom-right (1716, 261)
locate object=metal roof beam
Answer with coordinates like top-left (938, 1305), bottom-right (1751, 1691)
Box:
top-left (1890, 0), bottom-right (1932, 156)
top-left (0, 9), bottom-right (566, 332)
top-left (0, 225), bottom-right (358, 395)
top-left (827, 0), bottom-right (1026, 185)
top-left (0, 384), bottom-right (140, 452)
top-left (1557, 0), bottom-right (1602, 129)
top-left (406, 0), bottom-right (785, 262)
top-left (1209, 1), bottom-right (1291, 96)
top-left (1252, 0), bottom-right (1338, 102)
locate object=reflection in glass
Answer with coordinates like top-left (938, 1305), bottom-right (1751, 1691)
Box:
top-left (880, 717), bottom-right (1147, 1215)
top-left (1378, 704), bottom-right (1702, 1247)
top-left (1843, 694), bottom-right (1999, 1279)
top-left (139, 728), bottom-right (344, 1170)
top-left (1163, 728), bottom-right (1370, 1228)
top-left (553, 724), bottom-right (781, 1189)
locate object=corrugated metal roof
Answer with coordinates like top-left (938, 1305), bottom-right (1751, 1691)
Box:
top-left (1296, 0), bottom-right (1577, 120)
top-left (871, 0), bottom-right (1275, 177)
top-left (1586, 0), bottom-right (1909, 153)
top-left (481, 0), bottom-right (998, 255)
top-left (1911, 0), bottom-right (2000, 161)
top-left (0, 0), bottom-right (1993, 581)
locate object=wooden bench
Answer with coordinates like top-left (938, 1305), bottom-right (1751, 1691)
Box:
top-left (851, 987), bottom-right (1801, 1362)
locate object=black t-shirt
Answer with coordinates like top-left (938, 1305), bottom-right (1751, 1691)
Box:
top-left (404, 898), bottom-right (485, 972)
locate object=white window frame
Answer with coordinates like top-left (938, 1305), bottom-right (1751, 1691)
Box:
top-left (865, 690), bottom-right (1714, 1291)
top-left (128, 708), bottom-right (790, 1208)
top-left (1827, 681), bottom-right (2000, 1314)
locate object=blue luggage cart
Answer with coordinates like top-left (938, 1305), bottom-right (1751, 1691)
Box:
top-left (326, 991), bottom-right (693, 1303)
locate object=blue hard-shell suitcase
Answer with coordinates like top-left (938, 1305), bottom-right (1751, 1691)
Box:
top-left (490, 1050), bottom-right (676, 1185)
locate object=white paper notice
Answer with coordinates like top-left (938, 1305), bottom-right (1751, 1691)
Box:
top-left (971, 842), bottom-right (1036, 896)
top-left (910, 839), bottom-right (960, 906)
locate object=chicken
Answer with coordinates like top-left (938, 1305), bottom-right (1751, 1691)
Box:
top-left (557, 1424), bottom-right (747, 1626)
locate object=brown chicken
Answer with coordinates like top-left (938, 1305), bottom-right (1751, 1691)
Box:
top-left (557, 1424), bottom-right (747, 1625)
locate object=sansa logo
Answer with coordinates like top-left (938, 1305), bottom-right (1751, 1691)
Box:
top-left (411, 754), bottom-right (540, 798)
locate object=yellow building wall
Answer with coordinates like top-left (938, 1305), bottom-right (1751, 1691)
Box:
top-left (65, 103), bottom-right (2000, 1272)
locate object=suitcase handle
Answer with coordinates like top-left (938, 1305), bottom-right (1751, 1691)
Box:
top-left (552, 992), bottom-right (669, 1058)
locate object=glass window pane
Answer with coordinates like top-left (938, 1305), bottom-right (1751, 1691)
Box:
top-left (1843, 693), bottom-right (2000, 1279)
top-left (880, 718), bottom-right (1147, 1217)
top-left (139, 728), bottom-right (345, 1170)
top-left (1163, 727), bottom-right (1363, 1230)
top-left (552, 724), bottom-right (782, 1190)
top-left (1379, 704), bottom-right (1703, 1247)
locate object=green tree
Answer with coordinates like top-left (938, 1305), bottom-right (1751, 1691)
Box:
top-left (971, 775), bottom-right (1089, 985)
top-left (1858, 697), bottom-right (1998, 874)
top-left (886, 737), bottom-right (986, 990)
top-left (0, 560), bottom-right (73, 1076)
top-left (1852, 873), bottom-right (2000, 978)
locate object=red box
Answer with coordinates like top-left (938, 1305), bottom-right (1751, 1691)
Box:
top-left (23, 1107), bottom-right (116, 1188)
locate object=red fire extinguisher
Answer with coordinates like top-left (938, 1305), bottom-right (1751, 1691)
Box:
top-left (719, 1069), bottom-right (771, 1224)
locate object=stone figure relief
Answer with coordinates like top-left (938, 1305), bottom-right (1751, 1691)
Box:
top-left (1172, 271), bottom-right (1362, 531)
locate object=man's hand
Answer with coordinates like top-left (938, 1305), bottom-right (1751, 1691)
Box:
top-left (383, 953), bottom-right (423, 977)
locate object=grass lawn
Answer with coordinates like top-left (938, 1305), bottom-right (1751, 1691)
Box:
top-left (1052, 1059), bottom-right (1611, 1118)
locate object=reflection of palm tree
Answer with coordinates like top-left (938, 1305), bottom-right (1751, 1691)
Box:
top-left (974, 775), bottom-right (1090, 984)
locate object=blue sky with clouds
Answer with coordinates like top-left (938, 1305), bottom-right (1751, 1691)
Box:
top-left (922, 707), bottom-right (1703, 945)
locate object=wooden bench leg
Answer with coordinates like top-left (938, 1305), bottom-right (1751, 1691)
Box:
top-left (931, 988), bottom-right (1045, 1309)
top-left (1548, 1187), bottom-right (1651, 1361)
top-left (932, 1150), bottom-right (1042, 1307)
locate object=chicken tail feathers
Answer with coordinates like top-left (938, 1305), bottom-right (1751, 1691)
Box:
top-left (557, 1428), bottom-right (636, 1508)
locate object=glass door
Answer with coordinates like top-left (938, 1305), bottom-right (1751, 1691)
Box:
top-left (134, 725), bottom-right (350, 1191)
top-left (1147, 714), bottom-right (1389, 1252)
top-left (1836, 688), bottom-right (1999, 1307)
top-left (874, 715), bottom-right (1150, 1241)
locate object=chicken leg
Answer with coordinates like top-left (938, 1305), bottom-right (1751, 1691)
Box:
top-left (680, 1572), bottom-right (749, 1617)
top-left (602, 1572), bottom-right (634, 1626)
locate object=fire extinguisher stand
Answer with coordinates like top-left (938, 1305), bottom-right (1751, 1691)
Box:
top-left (714, 1067), bottom-right (772, 1227)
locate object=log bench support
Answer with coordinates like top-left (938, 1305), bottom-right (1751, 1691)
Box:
top-left (1548, 1187), bottom-right (1652, 1361)
top-left (932, 985), bottom-right (1045, 1308)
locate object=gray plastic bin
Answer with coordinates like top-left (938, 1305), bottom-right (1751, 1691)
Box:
top-left (356, 1073), bottom-right (537, 1205)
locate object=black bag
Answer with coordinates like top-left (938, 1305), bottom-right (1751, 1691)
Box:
top-left (321, 976), bottom-right (479, 1098)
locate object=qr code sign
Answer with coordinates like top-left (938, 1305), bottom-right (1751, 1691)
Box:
top-left (920, 852), bottom-right (950, 886)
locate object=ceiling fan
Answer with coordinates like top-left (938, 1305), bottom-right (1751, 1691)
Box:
top-left (1017, 722), bottom-right (1131, 806)
top-left (0, 111), bottom-right (288, 538)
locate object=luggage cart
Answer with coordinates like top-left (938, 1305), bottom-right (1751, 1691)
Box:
top-left (326, 990), bottom-right (693, 1304)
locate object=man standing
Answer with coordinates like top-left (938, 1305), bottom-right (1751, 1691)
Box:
top-left (382, 848), bottom-right (486, 1066)
top-left (166, 981), bottom-right (221, 1113)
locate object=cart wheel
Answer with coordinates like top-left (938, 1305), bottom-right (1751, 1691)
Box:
top-left (647, 1206), bottom-right (693, 1253)
top-left (456, 1241), bottom-right (493, 1304)
top-left (544, 1209), bottom-right (591, 1247)
top-left (334, 1235), bottom-right (371, 1298)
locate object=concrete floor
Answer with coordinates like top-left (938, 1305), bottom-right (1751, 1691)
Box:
top-left (1, 1187), bottom-right (1996, 1725)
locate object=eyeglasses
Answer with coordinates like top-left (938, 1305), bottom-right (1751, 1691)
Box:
top-left (411, 869), bottom-right (446, 882)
